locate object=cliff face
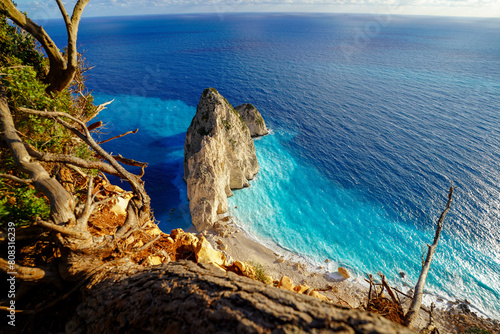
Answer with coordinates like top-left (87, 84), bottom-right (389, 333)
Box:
top-left (235, 103), bottom-right (268, 137)
top-left (184, 88), bottom-right (264, 230)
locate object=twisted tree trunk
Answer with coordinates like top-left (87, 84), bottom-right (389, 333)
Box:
top-left (0, 0), bottom-right (90, 93)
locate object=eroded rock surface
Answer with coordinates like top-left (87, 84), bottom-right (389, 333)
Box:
top-left (235, 103), bottom-right (268, 137)
top-left (184, 88), bottom-right (261, 230)
top-left (68, 260), bottom-right (416, 334)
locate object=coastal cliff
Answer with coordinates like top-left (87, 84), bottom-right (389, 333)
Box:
top-left (235, 103), bottom-right (268, 137)
top-left (184, 88), bottom-right (267, 230)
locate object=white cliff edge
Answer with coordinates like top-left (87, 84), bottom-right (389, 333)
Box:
top-left (184, 88), bottom-right (268, 230)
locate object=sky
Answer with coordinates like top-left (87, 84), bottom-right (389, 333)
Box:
top-left (11, 0), bottom-right (500, 20)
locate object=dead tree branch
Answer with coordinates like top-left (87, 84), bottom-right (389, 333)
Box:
top-left (20, 107), bottom-right (150, 209)
top-left (0, 173), bottom-right (32, 184)
top-left (99, 129), bottom-right (138, 145)
top-left (0, 258), bottom-right (58, 283)
top-left (111, 154), bottom-right (147, 167)
top-left (405, 184), bottom-right (454, 327)
top-left (37, 219), bottom-right (91, 240)
top-left (367, 274), bottom-right (374, 306)
top-left (138, 235), bottom-right (161, 252)
top-left (379, 272), bottom-right (401, 306)
top-left (25, 144), bottom-right (122, 177)
top-left (76, 176), bottom-right (94, 226)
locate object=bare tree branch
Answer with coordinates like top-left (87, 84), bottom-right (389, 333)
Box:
top-left (115, 201), bottom-right (139, 239)
top-left (19, 107), bottom-right (149, 207)
top-left (379, 272), bottom-right (400, 306)
top-left (92, 192), bottom-right (132, 210)
top-left (0, 173), bottom-right (32, 184)
top-left (17, 110), bottom-right (151, 240)
top-left (37, 219), bottom-right (91, 240)
top-left (99, 129), bottom-right (138, 145)
top-left (112, 154), bottom-right (148, 167)
top-left (25, 144), bottom-right (118, 176)
top-left (138, 235), bottom-right (161, 252)
top-left (55, 0), bottom-right (71, 27)
top-left (77, 176), bottom-right (94, 226)
top-left (66, 163), bottom-right (88, 178)
top-left (0, 258), bottom-right (58, 283)
top-left (367, 274), bottom-right (374, 306)
top-left (93, 99), bottom-right (114, 118)
top-left (405, 184), bottom-right (454, 327)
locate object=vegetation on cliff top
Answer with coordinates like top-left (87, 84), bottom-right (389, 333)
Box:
top-left (0, 9), bottom-right (95, 227)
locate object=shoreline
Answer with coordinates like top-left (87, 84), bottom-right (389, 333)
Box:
top-left (193, 215), bottom-right (500, 333)
top-left (201, 216), bottom-right (368, 308)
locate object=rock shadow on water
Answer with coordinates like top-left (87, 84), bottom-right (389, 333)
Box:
top-left (144, 161), bottom-right (191, 228)
top-left (149, 132), bottom-right (186, 151)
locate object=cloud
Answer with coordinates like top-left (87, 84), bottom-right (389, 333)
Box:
top-left (12, 0), bottom-right (500, 18)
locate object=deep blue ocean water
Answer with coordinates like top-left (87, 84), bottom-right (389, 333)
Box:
top-left (44, 13), bottom-right (500, 318)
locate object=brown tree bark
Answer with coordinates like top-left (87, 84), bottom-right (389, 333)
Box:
top-left (68, 260), bottom-right (416, 334)
top-left (0, 0), bottom-right (90, 93)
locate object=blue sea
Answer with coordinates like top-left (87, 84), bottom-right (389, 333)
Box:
top-left (44, 13), bottom-right (500, 319)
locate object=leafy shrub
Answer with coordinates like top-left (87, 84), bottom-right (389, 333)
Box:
top-left (0, 12), bottom-right (96, 226)
top-left (0, 180), bottom-right (50, 227)
top-left (249, 262), bottom-right (272, 285)
top-left (0, 12), bottom-right (46, 76)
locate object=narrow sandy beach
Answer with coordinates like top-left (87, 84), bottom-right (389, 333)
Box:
top-left (199, 217), bottom-right (376, 307)
top-left (189, 216), bottom-right (500, 334)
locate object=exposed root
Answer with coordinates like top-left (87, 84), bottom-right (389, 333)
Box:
top-left (367, 296), bottom-right (406, 326)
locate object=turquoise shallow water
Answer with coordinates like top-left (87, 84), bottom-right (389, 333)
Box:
top-left (44, 13), bottom-right (500, 318)
top-left (228, 129), bottom-right (500, 318)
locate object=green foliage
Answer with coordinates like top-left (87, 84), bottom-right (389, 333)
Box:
top-left (0, 11), bottom-right (96, 226)
top-left (463, 327), bottom-right (491, 334)
top-left (2, 66), bottom-right (71, 111)
top-left (0, 12), bottom-right (46, 76)
top-left (0, 180), bottom-right (50, 228)
top-left (249, 262), bottom-right (272, 285)
top-left (73, 142), bottom-right (92, 160)
top-left (222, 119), bottom-right (231, 130)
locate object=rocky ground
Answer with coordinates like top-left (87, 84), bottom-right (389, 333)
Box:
top-left (200, 216), bottom-right (500, 334)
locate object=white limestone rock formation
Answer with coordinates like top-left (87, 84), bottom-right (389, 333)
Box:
top-left (184, 88), bottom-right (261, 230)
top-left (235, 103), bottom-right (268, 137)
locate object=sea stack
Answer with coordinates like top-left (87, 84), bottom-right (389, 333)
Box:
top-left (235, 103), bottom-right (268, 137)
top-left (184, 88), bottom-right (267, 230)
